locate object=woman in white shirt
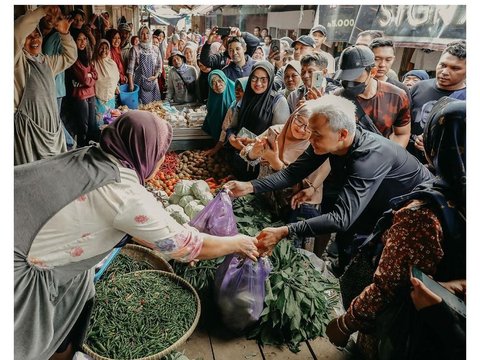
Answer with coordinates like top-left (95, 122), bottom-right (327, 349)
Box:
top-left (14, 110), bottom-right (258, 360)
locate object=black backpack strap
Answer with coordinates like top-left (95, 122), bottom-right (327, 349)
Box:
top-left (340, 89), bottom-right (383, 136)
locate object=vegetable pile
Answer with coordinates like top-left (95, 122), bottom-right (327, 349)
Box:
top-left (166, 180), bottom-right (214, 224)
top-left (232, 195), bottom-right (285, 236)
top-left (146, 150), bottom-right (234, 196)
top-left (139, 100), bottom-right (168, 120)
top-left (100, 253), bottom-right (152, 281)
top-left (247, 240), bottom-right (340, 353)
top-left (177, 150), bottom-right (233, 181)
top-left (85, 271), bottom-right (197, 359)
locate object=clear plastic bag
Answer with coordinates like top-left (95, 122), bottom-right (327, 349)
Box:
top-left (215, 255), bottom-right (272, 333)
top-left (188, 190), bottom-right (238, 236)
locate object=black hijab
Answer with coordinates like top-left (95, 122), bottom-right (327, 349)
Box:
top-left (236, 61), bottom-right (277, 135)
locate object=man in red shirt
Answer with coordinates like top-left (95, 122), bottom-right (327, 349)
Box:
top-left (334, 45), bottom-right (411, 148)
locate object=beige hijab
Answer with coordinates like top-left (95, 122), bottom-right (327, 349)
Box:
top-left (275, 103), bottom-right (330, 203)
top-left (276, 103), bottom-right (311, 165)
top-left (93, 39), bottom-right (120, 102)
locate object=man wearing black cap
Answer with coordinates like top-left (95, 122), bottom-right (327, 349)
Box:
top-left (335, 45), bottom-right (411, 148)
top-left (292, 35), bottom-right (315, 62)
top-left (310, 25), bottom-right (335, 76)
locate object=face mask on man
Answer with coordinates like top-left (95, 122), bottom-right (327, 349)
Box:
top-left (341, 79), bottom-right (367, 96)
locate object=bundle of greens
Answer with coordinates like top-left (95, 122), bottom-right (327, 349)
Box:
top-left (247, 240), bottom-right (340, 353)
top-left (172, 257), bottom-right (225, 293)
top-left (232, 195), bottom-right (285, 236)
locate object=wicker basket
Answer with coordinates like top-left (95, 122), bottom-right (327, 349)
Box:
top-left (83, 270), bottom-right (201, 360)
top-left (121, 244), bottom-right (174, 273)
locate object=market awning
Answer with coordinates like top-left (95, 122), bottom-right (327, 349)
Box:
top-left (145, 6), bottom-right (188, 26)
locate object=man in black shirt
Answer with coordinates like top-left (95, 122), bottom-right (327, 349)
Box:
top-left (225, 95), bottom-right (432, 258)
top-left (409, 40), bottom-right (466, 162)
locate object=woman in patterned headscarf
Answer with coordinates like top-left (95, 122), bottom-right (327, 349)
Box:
top-left (326, 98), bottom-right (466, 360)
top-left (15, 110), bottom-right (259, 360)
top-left (126, 25), bottom-right (162, 104)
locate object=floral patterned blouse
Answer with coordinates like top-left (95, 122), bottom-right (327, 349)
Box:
top-left (28, 160), bottom-right (203, 268)
top-left (343, 199), bottom-right (444, 332)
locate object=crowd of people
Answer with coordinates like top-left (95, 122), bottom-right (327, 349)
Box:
top-left (14, 5), bottom-right (466, 360)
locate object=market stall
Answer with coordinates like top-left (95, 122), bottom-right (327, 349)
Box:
top-left (115, 101), bottom-right (214, 151)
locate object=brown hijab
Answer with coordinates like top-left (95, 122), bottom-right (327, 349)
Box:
top-left (100, 110), bottom-right (172, 184)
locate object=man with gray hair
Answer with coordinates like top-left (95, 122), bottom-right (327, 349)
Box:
top-left (225, 95), bottom-right (432, 271)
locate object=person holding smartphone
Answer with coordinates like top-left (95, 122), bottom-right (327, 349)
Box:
top-left (325, 98), bottom-right (466, 359)
top-left (199, 26), bottom-right (261, 72)
top-left (287, 52), bottom-right (329, 112)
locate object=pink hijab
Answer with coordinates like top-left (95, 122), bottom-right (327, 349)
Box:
top-left (100, 110), bottom-right (172, 184)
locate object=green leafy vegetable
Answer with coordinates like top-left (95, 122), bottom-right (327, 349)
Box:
top-left (247, 240), bottom-right (340, 353)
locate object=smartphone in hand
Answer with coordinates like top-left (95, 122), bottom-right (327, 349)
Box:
top-left (312, 70), bottom-right (324, 89)
top-left (216, 27), bottom-right (230, 36)
top-left (266, 127), bottom-right (277, 148)
top-left (412, 266), bottom-right (466, 317)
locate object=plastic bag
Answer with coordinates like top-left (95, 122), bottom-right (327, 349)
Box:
top-left (189, 190), bottom-right (238, 236)
top-left (215, 255), bottom-right (272, 333)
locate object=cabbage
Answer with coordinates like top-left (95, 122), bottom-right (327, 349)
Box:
top-left (165, 204), bottom-right (183, 214)
top-left (174, 180), bottom-right (194, 196)
top-left (165, 204), bottom-right (190, 224)
top-left (170, 211), bottom-right (190, 224)
top-left (184, 201), bottom-right (204, 219)
top-left (169, 193), bottom-right (182, 205)
top-left (179, 195), bottom-right (196, 208)
top-left (196, 191), bottom-right (214, 206)
top-left (191, 180), bottom-right (211, 199)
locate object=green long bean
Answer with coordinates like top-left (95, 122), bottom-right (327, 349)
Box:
top-left (85, 272), bottom-right (197, 359)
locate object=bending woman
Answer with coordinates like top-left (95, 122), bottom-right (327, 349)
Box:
top-left (14, 110), bottom-right (258, 360)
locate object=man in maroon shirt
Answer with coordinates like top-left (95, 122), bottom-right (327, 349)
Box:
top-left (334, 45), bottom-right (411, 148)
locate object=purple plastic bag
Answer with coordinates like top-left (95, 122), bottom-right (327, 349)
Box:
top-left (214, 255), bottom-right (272, 333)
top-left (189, 190), bottom-right (238, 236)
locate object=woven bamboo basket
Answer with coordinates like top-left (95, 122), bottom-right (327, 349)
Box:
top-left (82, 270), bottom-right (201, 360)
top-left (121, 244), bottom-right (174, 273)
